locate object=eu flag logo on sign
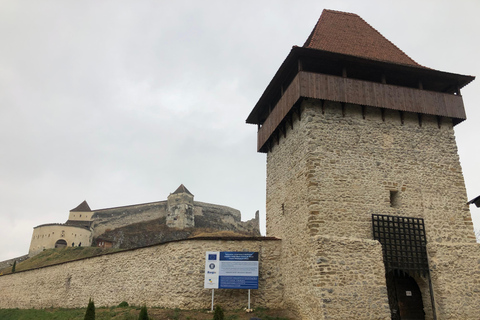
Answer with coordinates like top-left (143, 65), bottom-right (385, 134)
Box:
top-left (208, 254), bottom-right (217, 260)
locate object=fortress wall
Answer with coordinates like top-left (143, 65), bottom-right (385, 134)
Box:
top-left (194, 201), bottom-right (242, 221)
top-left (91, 201), bottom-right (168, 237)
top-left (427, 243), bottom-right (480, 319)
top-left (0, 238), bottom-right (283, 310)
top-left (29, 225), bottom-right (92, 257)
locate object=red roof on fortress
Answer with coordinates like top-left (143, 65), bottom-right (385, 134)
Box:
top-left (304, 9), bottom-right (423, 68)
top-left (172, 184), bottom-right (193, 196)
top-left (70, 200), bottom-right (91, 212)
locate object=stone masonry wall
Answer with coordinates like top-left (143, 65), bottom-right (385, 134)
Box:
top-left (0, 238), bottom-right (283, 310)
top-left (91, 201), bottom-right (169, 237)
top-left (301, 99), bottom-right (475, 244)
top-left (266, 102), bottom-right (390, 319)
top-left (266, 103), bottom-right (315, 318)
top-left (29, 224), bottom-right (92, 256)
top-left (265, 98), bottom-right (477, 319)
top-left (428, 242), bottom-right (480, 319)
top-left (91, 200), bottom-right (259, 238)
top-left (311, 236), bottom-right (390, 320)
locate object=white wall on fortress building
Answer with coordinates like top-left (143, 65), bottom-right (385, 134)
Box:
top-left (29, 225), bottom-right (92, 256)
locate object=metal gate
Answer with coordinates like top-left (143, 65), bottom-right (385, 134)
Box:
top-left (372, 214), bottom-right (433, 319)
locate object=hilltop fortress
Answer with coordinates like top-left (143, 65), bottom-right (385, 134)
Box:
top-left (2, 9), bottom-right (480, 320)
top-left (28, 184), bottom-right (260, 256)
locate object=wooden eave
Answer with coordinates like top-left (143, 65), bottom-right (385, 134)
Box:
top-left (246, 46), bottom-right (475, 126)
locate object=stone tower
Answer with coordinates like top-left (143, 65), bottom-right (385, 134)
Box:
top-left (247, 9), bottom-right (479, 320)
top-left (166, 184), bottom-right (195, 228)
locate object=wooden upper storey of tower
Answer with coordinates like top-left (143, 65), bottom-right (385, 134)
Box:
top-left (246, 10), bottom-right (475, 152)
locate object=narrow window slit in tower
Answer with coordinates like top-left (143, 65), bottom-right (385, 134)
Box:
top-left (390, 190), bottom-right (399, 208)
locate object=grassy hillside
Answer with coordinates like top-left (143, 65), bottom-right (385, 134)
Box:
top-left (0, 246), bottom-right (121, 275)
top-left (1, 228), bottom-right (256, 275)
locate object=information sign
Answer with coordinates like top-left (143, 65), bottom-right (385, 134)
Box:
top-left (204, 251), bottom-right (258, 289)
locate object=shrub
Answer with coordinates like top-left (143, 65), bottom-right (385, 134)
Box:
top-left (84, 298), bottom-right (95, 320)
top-left (138, 305), bottom-right (149, 320)
top-left (118, 301), bottom-right (129, 307)
top-left (213, 305), bottom-right (224, 320)
top-left (11, 261), bottom-right (16, 273)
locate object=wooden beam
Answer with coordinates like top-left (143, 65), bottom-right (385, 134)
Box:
top-left (437, 116), bottom-right (442, 129)
top-left (287, 112), bottom-right (294, 130)
top-left (381, 74), bottom-right (387, 84)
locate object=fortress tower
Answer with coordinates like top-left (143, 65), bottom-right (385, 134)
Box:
top-left (166, 184), bottom-right (195, 228)
top-left (247, 10), bottom-right (478, 320)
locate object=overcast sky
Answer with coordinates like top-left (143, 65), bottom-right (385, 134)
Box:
top-left (0, 0), bottom-right (479, 261)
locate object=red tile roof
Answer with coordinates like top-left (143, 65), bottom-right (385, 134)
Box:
top-left (304, 9), bottom-right (424, 68)
top-left (70, 200), bottom-right (91, 212)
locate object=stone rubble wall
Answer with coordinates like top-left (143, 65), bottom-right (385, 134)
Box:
top-left (265, 102), bottom-right (318, 318)
top-left (428, 242), bottom-right (480, 319)
top-left (300, 100), bottom-right (475, 244)
top-left (28, 224), bottom-right (92, 257)
top-left (0, 238), bottom-right (283, 310)
top-left (91, 201), bottom-right (169, 237)
top-left (91, 200), bottom-right (259, 238)
top-left (265, 99), bottom-right (477, 319)
top-left (311, 236), bottom-right (390, 320)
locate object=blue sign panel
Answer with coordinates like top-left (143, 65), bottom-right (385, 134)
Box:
top-left (220, 252), bottom-right (259, 261)
top-left (219, 276), bottom-right (258, 289)
top-left (218, 251), bottom-right (259, 289)
top-left (205, 251), bottom-right (259, 289)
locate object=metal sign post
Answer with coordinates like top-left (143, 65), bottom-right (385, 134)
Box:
top-left (211, 289), bottom-right (214, 312)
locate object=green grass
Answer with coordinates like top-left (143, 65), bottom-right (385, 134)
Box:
top-left (0, 306), bottom-right (294, 320)
top-left (0, 307), bottom-right (139, 320)
top-left (0, 308), bottom-right (85, 320)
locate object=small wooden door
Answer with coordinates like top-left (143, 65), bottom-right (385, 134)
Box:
top-left (386, 271), bottom-right (425, 320)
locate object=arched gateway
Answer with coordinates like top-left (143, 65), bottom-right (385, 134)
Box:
top-left (54, 239), bottom-right (67, 249)
top-left (386, 271), bottom-right (425, 320)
